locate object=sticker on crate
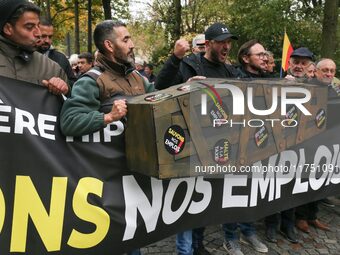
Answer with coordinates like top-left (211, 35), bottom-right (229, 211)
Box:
top-left (164, 125), bottom-right (185, 155)
top-left (315, 109), bottom-right (326, 129)
top-left (213, 139), bottom-right (230, 164)
top-left (144, 93), bottom-right (172, 102)
top-left (177, 84), bottom-right (191, 92)
top-left (285, 105), bottom-right (299, 126)
top-left (209, 102), bottom-right (229, 127)
top-left (254, 126), bottom-right (269, 148)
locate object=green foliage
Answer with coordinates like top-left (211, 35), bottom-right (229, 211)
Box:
top-left (128, 20), bottom-right (169, 67)
top-left (226, 0), bottom-right (323, 62)
top-left (111, 0), bottom-right (130, 20)
top-left (146, 0), bottom-right (340, 68)
top-left (30, 0), bottom-right (338, 71)
top-left (31, 0), bottom-right (129, 54)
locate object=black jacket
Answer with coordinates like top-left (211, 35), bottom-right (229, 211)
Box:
top-left (236, 65), bottom-right (269, 79)
top-left (46, 49), bottom-right (77, 86)
top-left (155, 52), bottom-right (239, 90)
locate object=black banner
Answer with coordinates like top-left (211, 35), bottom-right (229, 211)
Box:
top-left (0, 76), bottom-right (340, 254)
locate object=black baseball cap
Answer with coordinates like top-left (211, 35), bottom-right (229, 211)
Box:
top-left (205, 22), bottom-right (238, 41)
top-left (290, 47), bottom-right (314, 60)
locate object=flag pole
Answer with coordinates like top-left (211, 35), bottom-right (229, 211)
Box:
top-left (280, 27), bottom-right (286, 78)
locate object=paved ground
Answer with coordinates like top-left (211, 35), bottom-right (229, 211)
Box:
top-left (141, 198), bottom-right (340, 255)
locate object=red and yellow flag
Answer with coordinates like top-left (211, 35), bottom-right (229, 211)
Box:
top-left (281, 32), bottom-right (293, 72)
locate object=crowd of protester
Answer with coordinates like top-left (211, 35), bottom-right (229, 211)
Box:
top-left (0, 0), bottom-right (338, 255)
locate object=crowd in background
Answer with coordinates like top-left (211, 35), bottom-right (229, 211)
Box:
top-left (68, 52), bottom-right (157, 84)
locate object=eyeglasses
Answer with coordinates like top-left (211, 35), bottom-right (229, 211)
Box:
top-left (319, 68), bottom-right (336, 74)
top-left (249, 52), bottom-right (267, 59)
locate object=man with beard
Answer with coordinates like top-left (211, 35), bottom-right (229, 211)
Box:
top-left (237, 39), bottom-right (269, 78)
top-left (60, 20), bottom-right (154, 255)
top-left (155, 22), bottom-right (239, 90)
top-left (0, 0), bottom-right (69, 95)
top-left (37, 17), bottom-right (76, 86)
top-left (216, 39), bottom-right (269, 255)
top-left (60, 20), bottom-right (153, 140)
top-left (155, 23), bottom-right (268, 255)
top-left (156, 22), bottom-right (239, 255)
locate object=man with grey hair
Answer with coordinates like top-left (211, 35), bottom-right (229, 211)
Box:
top-left (305, 62), bottom-right (316, 79)
top-left (192, 34), bottom-right (205, 54)
top-left (69, 54), bottom-right (79, 77)
top-left (134, 56), bottom-right (145, 74)
top-left (315, 58), bottom-right (340, 102)
top-left (285, 47), bottom-right (314, 81)
top-left (315, 58), bottom-right (336, 85)
top-left (264, 51), bottom-right (276, 75)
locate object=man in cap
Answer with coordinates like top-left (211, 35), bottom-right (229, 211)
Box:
top-left (156, 23), bottom-right (239, 255)
top-left (155, 22), bottom-right (240, 90)
top-left (0, 0), bottom-right (69, 95)
top-left (37, 17), bottom-right (76, 86)
top-left (285, 47), bottom-right (314, 81)
top-left (265, 47), bottom-right (314, 246)
top-left (191, 34), bottom-right (206, 54)
top-left (294, 53), bottom-right (334, 229)
top-left (155, 23), bottom-right (268, 255)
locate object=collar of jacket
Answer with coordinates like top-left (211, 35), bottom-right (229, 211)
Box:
top-left (238, 65), bottom-right (267, 78)
top-left (38, 45), bottom-right (55, 57)
top-left (287, 68), bottom-right (308, 82)
top-left (0, 35), bottom-right (34, 62)
top-left (96, 52), bottom-right (135, 77)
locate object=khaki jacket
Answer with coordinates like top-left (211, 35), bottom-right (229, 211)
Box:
top-left (0, 36), bottom-right (68, 86)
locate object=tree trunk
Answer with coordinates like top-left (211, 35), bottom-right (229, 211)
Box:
top-left (88, 0), bottom-right (92, 53)
top-left (66, 32), bottom-right (71, 57)
top-left (74, 0), bottom-right (80, 54)
top-left (102, 0), bottom-right (112, 20)
top-left (320, 0), bottom-right (339, 58)
top-left (173, 0), bottom-right (181, 41)
top-left (45, 0), bottom-right (51, 20)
